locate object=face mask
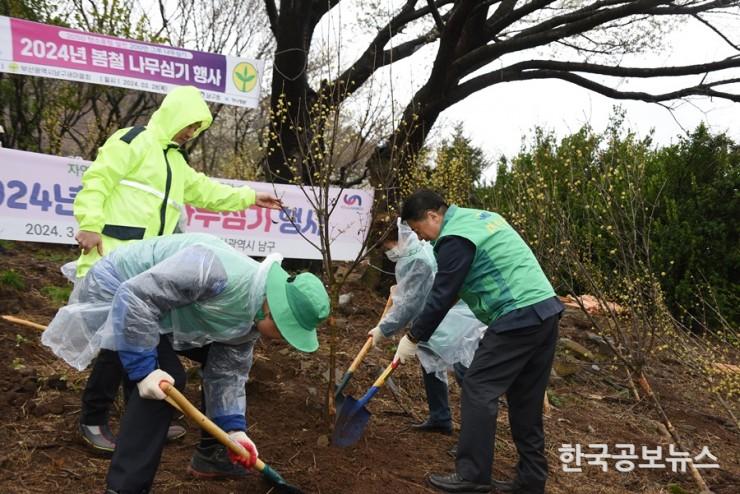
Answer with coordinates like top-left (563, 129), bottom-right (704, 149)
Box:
top-left (385, 246), bottom-right (402, 262)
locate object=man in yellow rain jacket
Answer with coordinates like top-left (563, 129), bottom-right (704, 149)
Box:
top-left (73, 85), bottom-right (282, 463)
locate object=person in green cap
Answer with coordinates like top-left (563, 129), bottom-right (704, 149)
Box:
top-left (42, 233), bottom-right (330, 494)
top-left (72, 84), bottom-right (283, 453)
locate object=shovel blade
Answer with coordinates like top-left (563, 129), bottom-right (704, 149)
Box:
top-left (260, 463), bottom-right (305, 494)
top-left (332, 396), bottom-right (371, 447)
top-left (335, 392), bottom-right (346, 414)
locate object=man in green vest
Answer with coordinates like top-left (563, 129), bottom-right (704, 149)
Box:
top-left (71, 85), bottom-right (283, 454)
top-left (395, 190), bottom-right (563, 494)
top-left (42, 233), bottom-right (330, 493)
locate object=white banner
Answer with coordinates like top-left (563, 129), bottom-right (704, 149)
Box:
top-left (0, 16), bottom-right (264, 108)
top-left (0, 148), bottom-right (374, 260)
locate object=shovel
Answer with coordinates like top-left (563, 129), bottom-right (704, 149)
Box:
top-left (160, 382), bottom-right (303, 494)
top-left (334, 293), bottom-right (394, 408)
top-left (332, 358), bottom-right (400, 447)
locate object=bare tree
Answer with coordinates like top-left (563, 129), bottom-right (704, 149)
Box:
top-left (265, 48), bottom-right (396, 423)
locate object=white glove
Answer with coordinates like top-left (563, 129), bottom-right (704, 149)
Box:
top-left (137, 369), bottom-right (174, 400)
top-left (393, 335), bottom-right (418, 364)
top-left (368, 327), bottom-right (385, 348)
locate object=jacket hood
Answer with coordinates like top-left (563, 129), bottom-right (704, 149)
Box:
top-left (386, 219), bottom-right (424, 262)
top-left (148, 86), bottom-right (213, 145)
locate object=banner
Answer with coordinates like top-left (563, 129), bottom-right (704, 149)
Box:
top-left (0, 148), bottom-right (374, 261)
top-left (0, 16), bottom-right (264, 108)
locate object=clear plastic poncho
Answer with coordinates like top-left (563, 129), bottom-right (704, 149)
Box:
top-left (379, 220), bottom-right (486, 382)
top-left (42, 233), bottom-right (280, 422)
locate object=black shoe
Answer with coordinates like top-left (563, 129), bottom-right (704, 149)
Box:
top-left (104, 489), bottom-right (150, 494)
top-left (428, 472), bottom-right (491, 493)
top-left (187, 444), bottom-right (251, 479)
top-left (411, 418), bottom-right (453, 435)
top-left (494, 479), bottom-right (544, 494)
top-left (79, 422), bottom-right (116, 454)
top-left (491, 479), bottom-right (516, 493)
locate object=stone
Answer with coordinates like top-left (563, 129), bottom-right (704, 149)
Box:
top-left (338, 293), bottom-right (353, 305)
top-left (558, 338), bottom-right (594, 361)
top-left (585, 331), bottom-right (616, 356)
top-left (316, 434), bottom-right (330, 447)
top-left (552, 356), bottom-right (580, 377)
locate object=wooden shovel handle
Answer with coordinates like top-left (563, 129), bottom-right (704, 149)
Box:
top-left (1, 315), bottom-right (47, 331)
top-left (372, 359), bottom-right (400, 388)
top-left (160, 382), bottom-right (265, 470)
top-left (348, 293), bottom-right (394, 373)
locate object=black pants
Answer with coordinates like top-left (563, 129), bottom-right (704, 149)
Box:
top-left (106, 337), bottom-right (212, 494)
top-left (455, 314), bottom-right (559, 492)
top-left (81, 349), bottom-right (130, 425)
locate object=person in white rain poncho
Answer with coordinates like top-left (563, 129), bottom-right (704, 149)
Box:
top-left (42, 233), bottom-right (330, 494)
top-left (367, 220), bottom-right (485, 434)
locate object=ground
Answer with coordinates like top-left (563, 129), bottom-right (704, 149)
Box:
top-left (0, 241), bottom-right (738, 494)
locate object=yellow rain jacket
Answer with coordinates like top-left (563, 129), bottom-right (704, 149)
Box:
top-left (73, 86), bottom-right (256, 276)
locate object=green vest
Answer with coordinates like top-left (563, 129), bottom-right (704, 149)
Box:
top-left (434, 205), bottom-right (555, 325)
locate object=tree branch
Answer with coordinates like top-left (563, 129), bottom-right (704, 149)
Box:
top-left (426, 0), bottom-right (445, 30)
top-left (444, 66), bottom-right (740, 111)
top-left (501, 57), bottom-right (740, 78)
top-left (692, 12), bottom-right (740, 51)
top-left (329, 1), bottom-right (453, 100)
top-left (647, 0), bottom-right (740, 16)
top-left (456, 0), bottom-right (665, 77)
top-left (264, 0), bottom-right (278, 37)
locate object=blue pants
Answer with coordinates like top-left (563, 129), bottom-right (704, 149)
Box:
top-left (421, 363), bottom-right (467, 425)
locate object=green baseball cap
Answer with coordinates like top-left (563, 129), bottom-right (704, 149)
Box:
top-left (265, 264), bottom-right (330, 352)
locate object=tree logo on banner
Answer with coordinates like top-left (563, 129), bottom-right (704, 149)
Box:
top-left (232, 62), bottom-right (258, 92)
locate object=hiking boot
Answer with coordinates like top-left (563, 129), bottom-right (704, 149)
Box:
top-left (79, 422), bottom-right (116, 454)
top-left (81, 422), bottom-right (184, 453)
top-left (187, 444), bottom-right (251, 479)
top-left (166, 424), bottom-right (186, 442)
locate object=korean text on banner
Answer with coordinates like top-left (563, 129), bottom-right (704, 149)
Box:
top-left (0, 148), bottom-right (374, 261)
top-left (0, 16), bottom-right (264, 108)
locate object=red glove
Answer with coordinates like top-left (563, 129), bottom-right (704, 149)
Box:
top-left (227, 431), bottom-right (258, 469)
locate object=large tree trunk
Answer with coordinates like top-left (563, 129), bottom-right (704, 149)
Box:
top-left (265, 1), bottom-right (322, 184)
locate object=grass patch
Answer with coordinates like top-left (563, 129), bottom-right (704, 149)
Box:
top-left (547, 390), bottom-right (565, 408)
top-left (667, 484), bottom-right (690, 494)
top-left (41, 285), bottom-right (72, 305)
top-left (35, 249), bottom-right (77, 264)
top-left (0, 270), bottom-right (25, 290)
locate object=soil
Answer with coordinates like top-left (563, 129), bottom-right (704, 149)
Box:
top-left (0, 241), bottom-right (738, 494)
